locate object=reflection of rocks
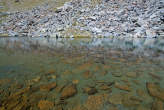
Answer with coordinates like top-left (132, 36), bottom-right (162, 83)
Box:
top-left (40, 82), bottom-right (57, 92)
top-left (61, 84), bottom-right (77, 99)
top-left (146, 82), bottom-right (164, 101)
top-left (38, 100), bottom-right (54, 110)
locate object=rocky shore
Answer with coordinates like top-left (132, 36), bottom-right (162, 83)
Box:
top-left (0, 0), bottom-right (164, 37)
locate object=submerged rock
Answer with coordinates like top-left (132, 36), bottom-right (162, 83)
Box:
top-left (146, 82), bottom-right (164, 101)
top-left (61, 84), bottom-right (77, 99)
top-left (38, 100), bottom-right (54, 110)
top-left (40, 82), bottom-right (57, 92)
top-left (83, 87), bottom-right (97, 95)
top-left (115, 82), bottom-right (131, 91)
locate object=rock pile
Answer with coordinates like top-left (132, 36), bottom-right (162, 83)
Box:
top-left (0, 0), bottom-right (163, 38)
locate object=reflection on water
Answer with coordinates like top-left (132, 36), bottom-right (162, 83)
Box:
top-left (0, 37), bottom-right (164, 110)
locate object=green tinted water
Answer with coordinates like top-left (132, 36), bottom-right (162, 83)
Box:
top-left (0, 37), bottom-right (164, 110)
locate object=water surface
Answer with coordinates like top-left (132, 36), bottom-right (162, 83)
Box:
top-left (0, 37), bottom-right (164, 110)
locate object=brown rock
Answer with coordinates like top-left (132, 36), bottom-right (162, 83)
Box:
top-left (146, 82), bottom-right (164, 101)
top-left (61, 84), bottom-right (77, 98)
top-left (115, 82), bottom-right (131, 91)
top-left (38, 100), bottom-right (54, 110)
top-left (83, 87), bottom-right (97, 95)
top-left (40, 82), bottom-right (57, 92)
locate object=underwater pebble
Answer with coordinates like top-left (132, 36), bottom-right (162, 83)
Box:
top-left (61, 84), bottom-right (77, 99)
top-left (38, 100), bottom-right (54, 110)
top-left (40, 82), bottom-right (57, 92)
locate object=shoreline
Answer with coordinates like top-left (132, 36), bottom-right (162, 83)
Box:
top-left (0, 0), bottom-right (163, 38)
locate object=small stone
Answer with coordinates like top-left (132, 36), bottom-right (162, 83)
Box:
top-left (40, 82), bottom-right (57, 92)
top-left (115, 82), bottom-right (131, 91)
top-left (38, 100), bottom-right (54, 110)
top-left (61, 84), bottom-right (77, 99)
top-left (83, 87), bottom-right (97, 95)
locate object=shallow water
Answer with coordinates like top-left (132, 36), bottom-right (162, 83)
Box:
top-left (0, 37), bottom-right (164, 110)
